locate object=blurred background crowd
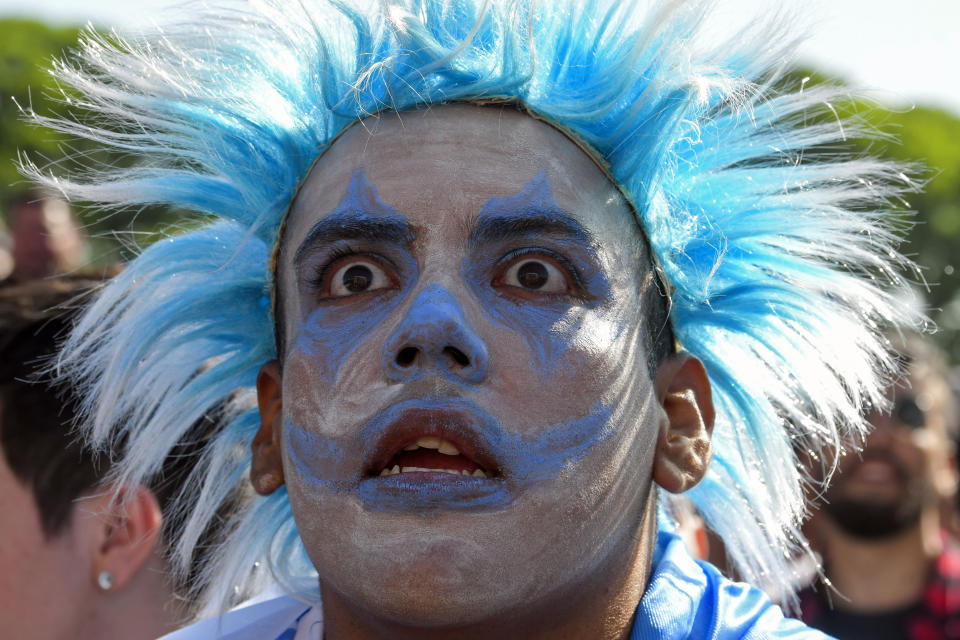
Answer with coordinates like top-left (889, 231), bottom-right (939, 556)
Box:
top-left (0, 1), bottom-right (959, 638)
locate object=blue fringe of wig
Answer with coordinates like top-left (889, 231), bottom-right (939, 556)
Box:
top-left (25, 0), bottom-right (919, 614)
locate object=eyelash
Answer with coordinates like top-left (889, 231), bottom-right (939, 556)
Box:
top-left (308, 245), bottom-right (356, 291)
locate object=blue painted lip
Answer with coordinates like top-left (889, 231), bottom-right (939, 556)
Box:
top-left (358, 473), bottom-right (512, 512)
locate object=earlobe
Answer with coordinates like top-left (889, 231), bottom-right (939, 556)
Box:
top-left (652, 354), bottom-right (715, 494)
top-left (252, 359), bottom-right (286, 496)
top-left (90, 484), bottom-right (163, 592)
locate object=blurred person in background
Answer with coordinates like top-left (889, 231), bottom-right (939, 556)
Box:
top-left (949, 365), bottom-right (960, 537)
top-left (6, 193), bottom-right (87, 283)
top-left (799, 333), bottom-right (960, 639)
top-left (0, 277), bottom-right (245, 639)
top-left (0, 223), bottom-right (12, 281)
top-left (668, 494), bottom-right (711, 562)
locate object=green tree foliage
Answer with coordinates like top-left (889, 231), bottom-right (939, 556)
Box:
top-left (0, 18), bottom-right (172, 261)
top-left (0, 18), bottom-right (81, 205)
top-left (866, 106), bottom-right (960, 362)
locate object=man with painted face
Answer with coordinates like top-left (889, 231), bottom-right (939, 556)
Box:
top-left (799, 334), bottom-right (960, 639)
top-left (249, 105), bottom-right (718, 638)
top-left (29, 0), bottom-right (918, 638)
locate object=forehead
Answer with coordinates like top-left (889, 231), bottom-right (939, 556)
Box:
top-left (282, 104), bottom-right (637, 250)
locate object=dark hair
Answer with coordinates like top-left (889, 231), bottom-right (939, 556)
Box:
top-left (0, 277), bottom-right (104, 537)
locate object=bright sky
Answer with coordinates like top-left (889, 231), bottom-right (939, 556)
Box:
top-left (2, 0), bottom-right (958, 115)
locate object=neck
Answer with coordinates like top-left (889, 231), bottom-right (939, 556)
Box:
top-left (322, 501), bottom-right (656, 640)
top-left (819, 507), bottom-right (942, 613)
top-left (84, 555), bottom-right (187, 640)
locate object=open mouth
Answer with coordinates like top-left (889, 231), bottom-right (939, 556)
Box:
top-left (364, 406), bottom-right (500, 481)
top-left (358, 401), bottom-right (511, 511)
top-left (377, 436), bottom-right (491, 478)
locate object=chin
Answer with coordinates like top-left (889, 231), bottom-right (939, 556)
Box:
top-left (300, 499), bottom-right (581, 630)
top-left (323, 538), bottom-right (527, 629)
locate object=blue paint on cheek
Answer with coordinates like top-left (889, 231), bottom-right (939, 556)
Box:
top-left (499, 401), bottom-right (615, 484)
top-left (284, 418), bottom-right (354, 493)
top-left (292, 300), bottom-right (396, 384)
top-left (473, 292), bottom-right (585, 372)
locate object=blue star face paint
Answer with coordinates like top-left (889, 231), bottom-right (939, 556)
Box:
top-left (275, 105), bottom-right (664, 628)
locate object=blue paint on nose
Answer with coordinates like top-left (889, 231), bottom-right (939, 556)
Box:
top-left (382, 284), bottom-right (488, 384)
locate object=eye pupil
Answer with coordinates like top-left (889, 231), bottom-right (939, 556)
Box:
top-left (517, 261), bottom-right (549, 289)
top-left (342, 265), bottom-right (373, 292)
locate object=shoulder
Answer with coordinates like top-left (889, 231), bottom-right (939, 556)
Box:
top-left (632, 531), bottom-right (835, 640)
top-left (918, 535), bottom-right (960, 632)
top-left (158, 590), bottom-right (316, 640)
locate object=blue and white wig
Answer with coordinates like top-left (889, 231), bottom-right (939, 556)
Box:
top-left (27, 0), bottom-right (919, 614)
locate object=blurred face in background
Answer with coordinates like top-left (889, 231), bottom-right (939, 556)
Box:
top-left (10, 198), bottom-right (86, 281)
top-left (821, 362), bottom-right (957, 539)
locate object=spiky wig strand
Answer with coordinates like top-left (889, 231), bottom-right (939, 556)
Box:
top-left (25, 0), bottom-right (919, 615)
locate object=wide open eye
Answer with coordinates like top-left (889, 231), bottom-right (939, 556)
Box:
top-left (326, 258), bottom-right (395, 298)
top-left (497, 257), bottom-right (571, 294)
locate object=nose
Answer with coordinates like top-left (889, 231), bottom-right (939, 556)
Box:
top-left (382, 285), bottom-right (488, 384)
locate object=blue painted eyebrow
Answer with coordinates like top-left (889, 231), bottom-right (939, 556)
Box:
top-left (293, 212), bottom-right (414, 268)
top-left (468, 209), bottom-right (597, 249)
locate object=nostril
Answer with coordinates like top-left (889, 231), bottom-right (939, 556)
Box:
top-left (396, 346), bottom-right (419, 368)
top-left (443, 346), bottom-right (470, 368)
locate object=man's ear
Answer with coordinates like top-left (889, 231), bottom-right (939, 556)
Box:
top-left (86, 484), bottom-right (163, 591)
top-left (252, 359), bottom-right (285, 496)
top-left (652, 353), bottom-right (715, 494)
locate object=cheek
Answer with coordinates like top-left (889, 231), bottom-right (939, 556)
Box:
top-left (283, 418), bottom-right (352, 491)
top-left (289, 302), bottom-right (391, 385)
top-left (282, 293), bottom-right (407, 433)
top-left (279, 341), bottom-right (384, 504)
top-left (487, 302), bottom-right (657, 501)
top-left (482, 297), bottom-right (646, 434)
top-left (0, 494), bottom-right (87, 636)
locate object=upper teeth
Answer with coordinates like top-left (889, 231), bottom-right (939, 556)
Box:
top-left (402, 436), bottom-right (460, 455)
top-left (377, 437), bottom-right (489, 478)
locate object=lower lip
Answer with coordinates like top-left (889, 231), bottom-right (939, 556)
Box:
top-left (357, 473), bottom-right (511, 512)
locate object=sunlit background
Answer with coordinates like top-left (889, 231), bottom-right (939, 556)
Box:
top-left (1, 0), bottom-right (959, 358)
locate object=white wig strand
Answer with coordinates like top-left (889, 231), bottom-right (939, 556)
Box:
top-left (26, 0), bottom-right (920, 612)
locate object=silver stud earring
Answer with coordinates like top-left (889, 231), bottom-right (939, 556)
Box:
top-left (97, 570), bottom-right (114, 591)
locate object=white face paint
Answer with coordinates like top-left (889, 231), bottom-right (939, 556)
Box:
top-left (276, 105), bottom-right (665, 629)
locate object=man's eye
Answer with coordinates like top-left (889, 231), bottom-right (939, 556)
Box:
top-left (498, 258), bottom-right (570, 293)
top-left (326, 259), bottom-right (395, 297)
